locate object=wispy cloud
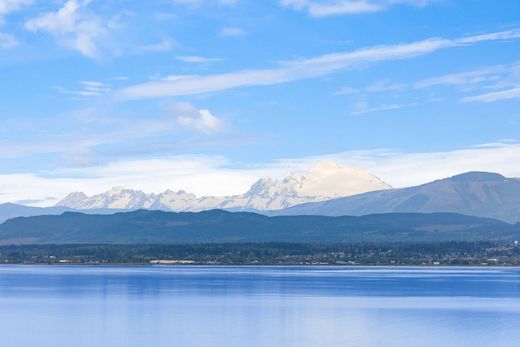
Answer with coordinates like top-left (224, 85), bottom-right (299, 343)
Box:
top-left (334, 86), bottom-right (359, 95)
top-left (335, 79), bottom-right (405, 95)
top-left (117, 29), bottom-right (520, 100)
top-left (415, 62), bottom-right (520, 90)
top-left (56, 80), bottom-right (111, 97)
top-left (0, 32), bottom-right (18, 48)
top-left (366, 79), bottom-right (406, 92)
top-left (219, 0), bottom-right (239, 5)
top-left (25, 0), bottom-right (108, 58)
top-left (0, 0), bottom-right (30, 48)
top-left (172, 0), bottom-right (239, 7)
top-left (0, 0), bottom-right (33, 15)
top-left (171, 0), bottom-right (204, 6)
top-left (280, 0), bottom-right (433, 17)
top-left (176, 55), bottom-right (223, 63)
top-left (137, 38), bottom-right (177, 53)
top-left (350, 100), bottom-right (413, 115)
top-left (220, 26), bottom-right (246, 37)
top-left (171, 102), bottom-right (226, 134)
top-left (413, 61), bottom-right (520, 102)
top-left (462, 87), bottom-right (520, 103)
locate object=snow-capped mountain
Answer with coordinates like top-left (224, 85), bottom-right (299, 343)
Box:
top-left (56, 161), bottom-right (391, 211)
top-left (58, 187), bottom-right (155, 210)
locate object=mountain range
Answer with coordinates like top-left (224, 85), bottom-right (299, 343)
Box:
top-left (0, 209), bottom-right (517, 245)
top-left (56, 161), bottom-right (391, 211)
top-left (273, 172), bottom-right (520, 223)
top-left (0, 169), bottom-right (519, 245)
top-left (0, 168), bottom-right (519, 225)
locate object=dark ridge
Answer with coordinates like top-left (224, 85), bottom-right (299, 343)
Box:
top-left (0, 210), bottom-right (517, 245)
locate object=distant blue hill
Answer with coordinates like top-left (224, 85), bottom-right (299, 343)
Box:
top-left (271, 172), bottom-right (520, 223)
top-left (0, 209), bottom-right (518, 245)
top-left (0, 203), bottom-right (130, 224)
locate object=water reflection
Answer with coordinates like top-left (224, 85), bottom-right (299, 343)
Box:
top-left (0, 266), bottom-right (520, 346)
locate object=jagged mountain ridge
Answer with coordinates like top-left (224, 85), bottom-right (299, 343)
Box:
top-left (56, 161), bottom-right (391, 211)
top-left (273, 172), bottom-right (520, 223)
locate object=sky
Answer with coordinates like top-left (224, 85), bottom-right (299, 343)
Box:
top-left (0, 0), bottom-right (519, 205)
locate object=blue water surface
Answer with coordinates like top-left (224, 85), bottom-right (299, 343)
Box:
top-left (1, 265), bottom-right (520, 347)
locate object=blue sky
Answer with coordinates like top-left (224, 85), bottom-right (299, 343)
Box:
top-left (0, 0), bottom-right (519, 205)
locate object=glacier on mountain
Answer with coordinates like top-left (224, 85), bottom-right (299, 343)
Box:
top-left (56, 161), bottom-right (391, 211)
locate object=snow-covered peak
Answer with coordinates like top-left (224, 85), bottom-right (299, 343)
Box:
top-left (56, 192), bottom-right (89, 209)
top-left (243, 161), bottom-right (389, 201)
top-left (245, 175), bottom-right (302, 198)
top-left (300, 160), bottom-right (391, 198)
top-left (106, 186), bottom-right (126, 196)
top-left (57, 187), bottom-right (151, 209)
top-left (56, 161), bottom-right (391, 211)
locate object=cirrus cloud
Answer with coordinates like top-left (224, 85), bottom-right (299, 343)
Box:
top-left (281, 0), bottom-right (433, 17)
top-left (117, 29), bottom-right (520, 100)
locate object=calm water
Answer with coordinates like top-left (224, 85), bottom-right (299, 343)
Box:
top-left (1, 266), bottom-right (520, 347)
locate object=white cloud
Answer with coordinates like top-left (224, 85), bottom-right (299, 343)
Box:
top-left (153, 12), bottom-right (178, 21)
top-left (25, 0), bottom-right (107, 58)
top-left (350, 100), bottom-right (413, 115)
top-left (2, 142), bottom-right (520, 207)
top-left (220, 26), bottom-right (245, 37)
top-left (335, 61), bottom-right (520, 99)
top-left (365, 79), bottom-right (406, 92)
top-left (0, 155), bottom-right (263, 206)
top-left (0, 32), bottom-right (18, 48)
top-left (415, 63), bottom-right (520, 90)
top-left (171, 102), bottom-right (226, 134)
top-left (281, 0), bottom-right (432, 17)
top-left (412, 62), bottom-right (520, 103)
top-left (0, 0), bottom-right (32, 44)
top-left (172, 0), bottom-right (238, 6)
top-left (219, 0), bottom-right (239, 5)
top-left (340, 142), bottom-right (520, 188)
top-left (56, 80), bottom-right (111, 97)
top-left (176, 55), bottom-right (223, 63)
top-left (117, 29), bottom-right (520, 100)
top-left (269, 142), bottom-right (520, 188)
top-left (0, 0), bottom-right (33, 15)
top-left (462, 87), bottom-right (520, 103)
top-left (171, 0), bottom-right (203, 5)
top-left (335, 79), bottom-right (405, 95)
top-left (137, 38), bottom-right (177, 52)
top-left (334, 86), bottom-right (359, 95)
top-left (61, 148), bottom-right (97, 167)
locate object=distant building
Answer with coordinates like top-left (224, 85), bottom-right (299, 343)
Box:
top-left (150, 260), bottom-right (195, 265)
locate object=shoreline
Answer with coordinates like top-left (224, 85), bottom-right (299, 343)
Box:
top-left (2, 242), bottom-right (518, 266)
top-left (1, 262), bottom-right (519, 267)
